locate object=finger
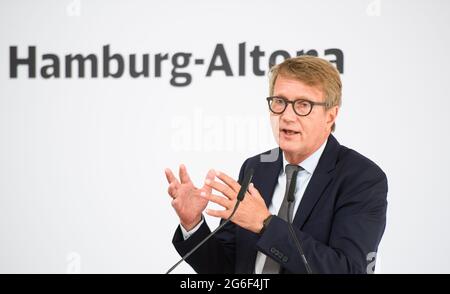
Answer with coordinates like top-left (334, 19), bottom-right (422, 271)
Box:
top-left (205, 208), bottom-right (229, 219)
top-left (165, 168), bottom-right (179, 185)
top-left (246, 182), bottom-right (263, 201)
top-left (167, 182), bottom-right (178, 198)
top-left (215, 170), bottom-right (240, 193)
top-left (200, 191), bottom-right (232, 209)
top-left (179, 164), bottom-right (192, 184)
top-left (204, 179), bottom-right (236, 200)
top-left (201, 169), bottom-right (216, 193)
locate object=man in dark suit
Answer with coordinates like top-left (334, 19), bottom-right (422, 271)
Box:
top-left (164, 56), bottom-right (388, 274)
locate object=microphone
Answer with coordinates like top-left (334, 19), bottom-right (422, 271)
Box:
top-left (286, 168), bottom-right (313, 274)
top-left (165, 168), bottom-right (254, 274)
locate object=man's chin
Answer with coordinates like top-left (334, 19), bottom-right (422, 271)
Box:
top-left (279, 140), bottom-right (302, 153)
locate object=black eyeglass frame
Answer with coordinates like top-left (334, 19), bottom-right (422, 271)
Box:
top-left (266, 96), bottom-right (328, 117)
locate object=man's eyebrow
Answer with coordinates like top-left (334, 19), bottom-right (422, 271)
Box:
top-left (274, 95), bottom-right (312, 101)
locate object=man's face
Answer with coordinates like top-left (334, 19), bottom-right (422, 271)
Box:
top-left (270, 75), bottom-right (338, 160)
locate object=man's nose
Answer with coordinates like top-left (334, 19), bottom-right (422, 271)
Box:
top-left (281, 103), bottom-right (297, 122)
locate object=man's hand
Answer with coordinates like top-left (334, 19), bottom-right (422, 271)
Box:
top-left (202, 170), bottom-right (271, 234)
top-left (165, 165), bottom-right (215, 231)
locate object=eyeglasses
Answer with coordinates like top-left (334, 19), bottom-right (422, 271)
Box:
top-left (266, 96), bottom-right (327, 117)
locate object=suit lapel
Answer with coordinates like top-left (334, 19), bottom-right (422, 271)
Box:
top-left (293, 135), bottom-right (340, 229)
top-left (256, 148), bottom-right (284, 207)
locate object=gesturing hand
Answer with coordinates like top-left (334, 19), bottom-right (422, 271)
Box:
top-left (202, 170), bottom-right (271, 234)
top-left (165, 165), bottom-right (215, 231)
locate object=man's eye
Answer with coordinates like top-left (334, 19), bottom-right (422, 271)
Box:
top-left (297, 101), bottom-right (309, 108)
top-left (274, 98), bottom-right (284, 104)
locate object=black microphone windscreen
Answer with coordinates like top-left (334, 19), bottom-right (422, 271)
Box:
top-left (236, 168), bottom-right (254, 201)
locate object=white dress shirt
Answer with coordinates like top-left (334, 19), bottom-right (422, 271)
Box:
top-left (180, 139), bottom-right (328, 274)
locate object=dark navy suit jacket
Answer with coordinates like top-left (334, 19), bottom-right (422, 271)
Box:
top-left (172, 135), bottom-right (388, 273)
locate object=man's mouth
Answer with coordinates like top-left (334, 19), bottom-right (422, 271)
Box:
top-left (280, 128), bottom-right (301, 136)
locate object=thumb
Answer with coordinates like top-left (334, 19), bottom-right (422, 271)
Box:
top-left (248, 183), bottom-right (259, 197)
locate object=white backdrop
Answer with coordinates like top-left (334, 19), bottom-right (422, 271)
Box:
top-left (1, 0), bottom-right (450, 273)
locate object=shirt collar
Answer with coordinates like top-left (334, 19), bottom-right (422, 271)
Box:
top-left (281, 138), bottom-right (328, 175)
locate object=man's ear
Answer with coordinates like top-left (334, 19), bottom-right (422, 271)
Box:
top-left (326, 106), bottom-right (339, 128)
